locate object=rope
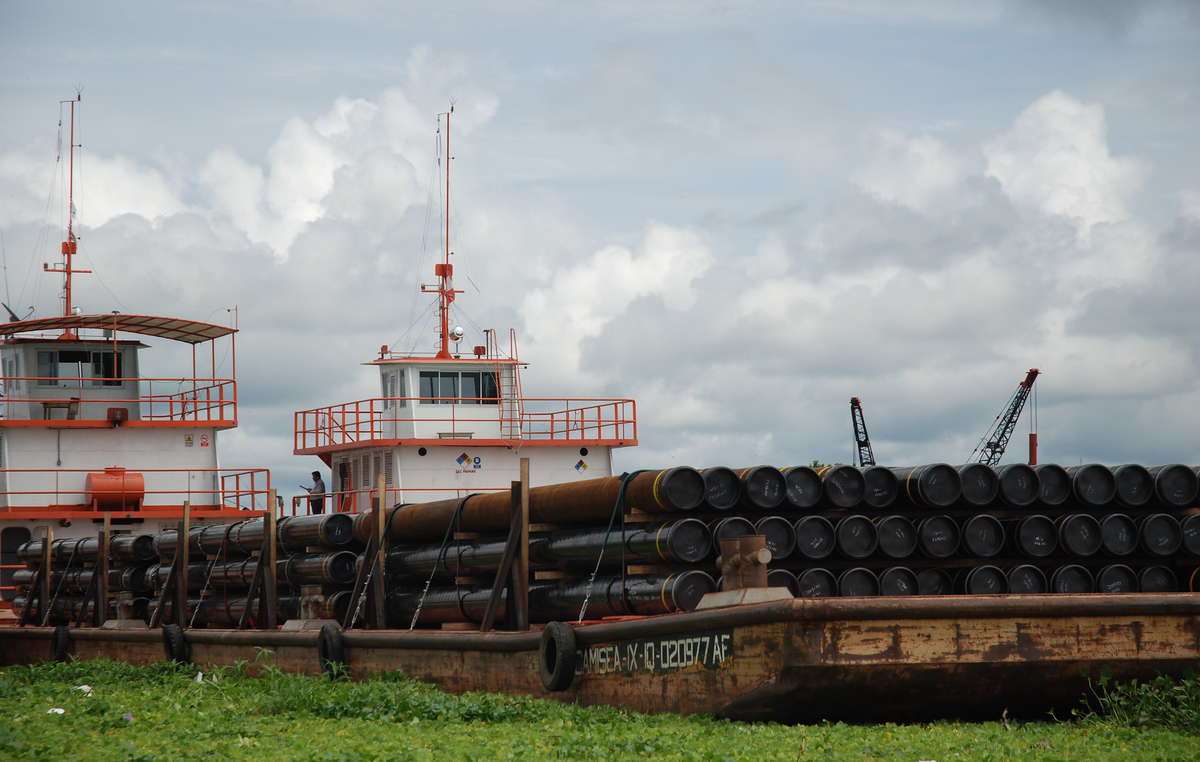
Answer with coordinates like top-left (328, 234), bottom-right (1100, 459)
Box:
top-left (409, 496), bottom-right (470, 630)
top-left (577, 471), bottom-right (645, 624)
top-left (46, 539), bottom-right (82, 620)
top-left (189, 535), bottom-right (227, 628)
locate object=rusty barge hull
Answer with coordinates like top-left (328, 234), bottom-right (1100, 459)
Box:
top-left (3, 594), bottom-right (1198, 722)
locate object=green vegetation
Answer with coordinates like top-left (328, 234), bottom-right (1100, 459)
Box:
top-left (0, 659), bottom-right (1197, 761)
top-left (1078, 672), bottom-right (1200, 733)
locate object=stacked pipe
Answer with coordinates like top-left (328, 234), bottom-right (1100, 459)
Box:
top-left (13, 513), bottom-right (360, 627)
top-left (12, 534), bottom-right (157, 625)
top-left (373, 461), bottom-right (1200, 627)
top-left (743, 461), bottom-right (1200, 597)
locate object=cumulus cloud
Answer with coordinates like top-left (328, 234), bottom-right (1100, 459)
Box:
top-left (984, 91), bottom-right (1148, 236)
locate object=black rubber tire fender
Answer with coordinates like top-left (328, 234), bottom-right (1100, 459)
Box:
top-left (51, 625), bottom-right (71, 663)
top-left (162, 624), bottom-right (190, 664)
top-left (538, 621), bottom-right (578, 692)
top-left (317, 622), bottom-right (346, 676)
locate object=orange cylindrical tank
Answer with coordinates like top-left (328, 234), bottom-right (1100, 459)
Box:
top-left (85, 467), bottom-right (145, 509)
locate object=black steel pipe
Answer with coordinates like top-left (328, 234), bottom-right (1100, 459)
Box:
top-left (1147, 464), bottom-right (1198, 508)
top-left (878, 566), bottom-right (917, 596)
top-left (917, 515), bottom-right (959, 559)
top-left (861, 466), bottom-right (899, 509)
top-left (1032, 464), bottom-right (1070, 506)
top-left (283, 551), bottom-right (359, 586)
top-left (1138, 514), bottom-right (1182, 557)
top-left (796, 568), bottom-right (837, 597)
top-left (535, 571), bottom-right (717, 619)
top-left (834, 515), bottom-right (877, 560)
top-left (792, 516), bottom-right (836, 560)
top-left (17, 534), bottom-right (156, 566)
top-left (960, 565), bottom-right (1006, 595)
top-left (817, 465), bottom-right (865, 509)
top-left (700, 467), bottom-right (741, 511)
top-left (365, 468), bottom-right (706, 542)
top-left (1113, 464), bottom-right (1154, 509)
top-left (1066, 464), bottom-right (1116, 507)
top-left (837, 567), bottom-right (878, 597)
top-left (962, 514), bottom-right (1005, 558)
top-left (1050, 564), bottom-right (1094, 593)
top-left (1183, 514), bottom-right (1200, 556)
top-left (994, 464), bottom-right (1039, 507)
top-left (1096, 564), bottom-right (1138, 593)
top-left (766, 568), bottom-right (800, 596)
top-left (1139, 565), bottom-right (1177, 593)
top-left (1011, 515), bottom-right (1056, 558)
top-left (537, 519), bottom-right (713, 566)
top-left (753, 516), bottom-right (796, 560)
top-left (737, 466), bottom-right (787, 511)
top-left (875, 515), bottom-right (917, 559)
top-left (709, 516), bottom-right (756, 545)
top-left (1099, 513), bottom-right (1137, 557)
top-left (891, 464), bottom-right (962, 508)
top-left (780, 466), bottom-right (822, 510)
top-left (1057, 514), bottom-right (1102, 557)
top-left (956, 464), bottom-right (999, 507)
top-left (1006, 564), bottom-right (1047, 594)
top-left (916, 567), bottom-right (952, 595)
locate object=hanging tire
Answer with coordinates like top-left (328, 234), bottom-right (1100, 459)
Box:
top-left (51, 625), bottom-right (71, 663)
top-left (317, 623), bottom-right (346, 676)
top-left (162, 624), bottom-right (190, 664)
top-left (538, 621), bottom-right (577, 692)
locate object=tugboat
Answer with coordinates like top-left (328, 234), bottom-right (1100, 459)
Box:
top-left (0, 94), bottom-right (270, 617)
top-left (291, 105), bottom-right (637, 515)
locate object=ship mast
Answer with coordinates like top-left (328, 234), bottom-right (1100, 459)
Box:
top-left (45, 91), bottom-right (91, 338)
top-left (422, 105), bottom-right (463, 359)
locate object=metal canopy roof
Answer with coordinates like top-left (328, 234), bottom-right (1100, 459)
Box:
top-left (0, 314), bottom-right (236, 344)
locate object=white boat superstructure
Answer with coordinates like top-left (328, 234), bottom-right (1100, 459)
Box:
top-left (290, 106), bottom-right (638, 514)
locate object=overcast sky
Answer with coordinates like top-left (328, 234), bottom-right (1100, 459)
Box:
top-left (2, 1), bottom-right (1199, 497)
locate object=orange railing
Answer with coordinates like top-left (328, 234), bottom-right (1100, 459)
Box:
top-left (0, 466), bottom-right (271, 518)
top-left (285, 485), bottom-right (510, 517)
top-left (293, 396), bottom-right (637, 451)
top-left (0, 376), bottom-right (237, 424)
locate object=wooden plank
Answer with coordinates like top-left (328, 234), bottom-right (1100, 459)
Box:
top-left (96, 514), bottom-right (110, 626)
top-left (516, 458), bottom-right (530, 631)
top-left (261, 490), bottom-right (278, 629)
top-left (37, 526), bottom-right (52, 626)
top-left (372, 474), bottom-right (387, 629)
top-left (342, 535), bottom-right (377, 629)
top-left (478, 483), bottom-right (522, 632)
top-left (148, 554), bottom-right (177, 628)
top-left (238, 556), bottom-right (264, 630)
top-left (176, 502), bottom-right (191, 629)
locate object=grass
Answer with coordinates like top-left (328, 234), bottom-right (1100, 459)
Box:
top-left (0, 658), bottom-right (1197, 761)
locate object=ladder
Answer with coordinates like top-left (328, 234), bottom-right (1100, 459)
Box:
top-left (487, 329), bottom-right (524, 441)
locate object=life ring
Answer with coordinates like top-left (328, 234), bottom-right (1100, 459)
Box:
top-left (317, 623), bottom-right (346, 676)
top-left (51, 625), bottom-right (71, 663)
top-left (162, 624), bottom-right (191, 664)
top-left (538, 621), bottom-right (577, 692)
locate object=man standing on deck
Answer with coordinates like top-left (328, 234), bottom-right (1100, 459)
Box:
top-left (302, 471), bottom-right (326, 514)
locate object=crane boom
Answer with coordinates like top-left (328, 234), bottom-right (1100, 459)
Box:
top-left (970, 368), bottom-right (1040, 466)
top-left (850, 396), bottom-right (876, 467)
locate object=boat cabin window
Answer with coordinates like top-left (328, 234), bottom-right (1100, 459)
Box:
top-left (36, 349), bottom-right (124, 387)
top-left (419, 370), bottom-right (499, 404)
top-left (381, 371), bottom-right (406, 409)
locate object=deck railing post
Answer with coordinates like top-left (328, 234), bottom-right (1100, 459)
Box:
top-left (177, 501), bottom-right (191, 629)
top-left (261, 489), bottom-right (278, 629)
top-left (371, 473), bottom-right (387, 628)
top-left (96, 513), bottom-right (110, 626)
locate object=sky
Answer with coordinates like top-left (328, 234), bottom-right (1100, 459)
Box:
top-left (1, 0), bottom-right (1199, 498)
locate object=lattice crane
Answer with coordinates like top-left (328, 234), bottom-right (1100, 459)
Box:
top-left (849, 396), bottom-right (876, 467)
top-left (970, 368), bottom-right (1040, 466)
